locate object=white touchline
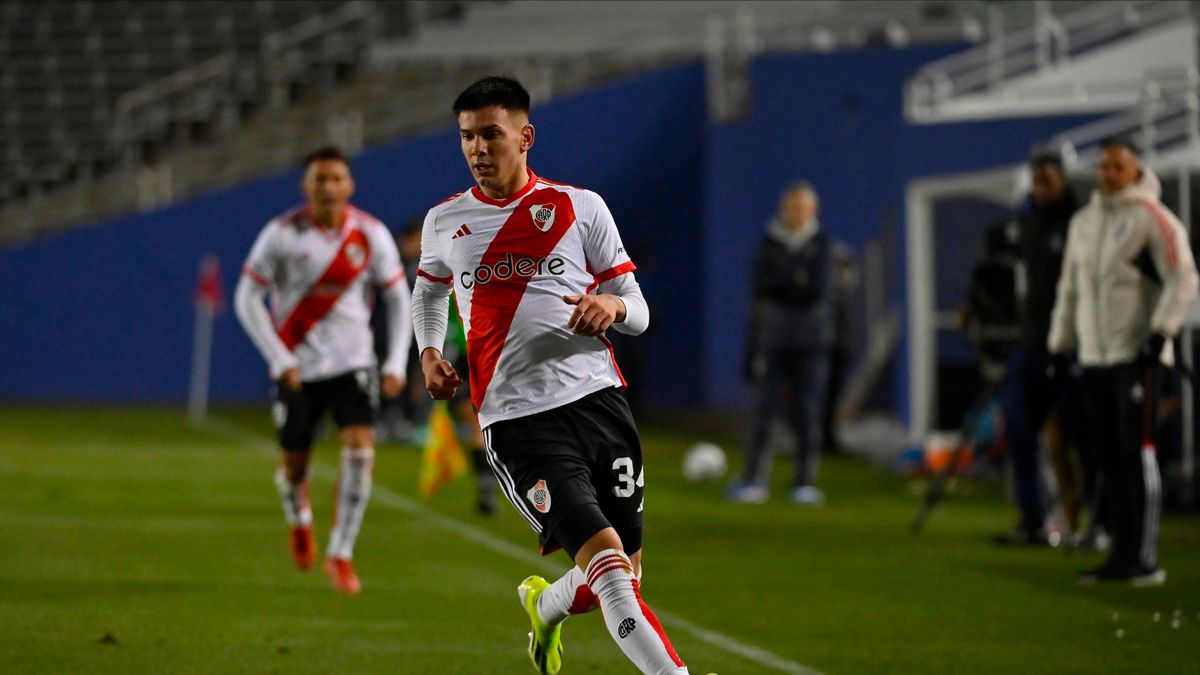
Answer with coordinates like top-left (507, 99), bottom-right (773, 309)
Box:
top-left (198, 415), bottom-right (823, 675)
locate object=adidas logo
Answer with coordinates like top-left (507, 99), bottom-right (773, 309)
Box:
top-left (617, 617), bottom-right (637, 639)
top-left (451, 224), bottom-right (472, 240)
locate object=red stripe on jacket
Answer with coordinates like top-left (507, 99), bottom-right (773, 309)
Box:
top-left (1136, 198), bottom-right (1179, 269)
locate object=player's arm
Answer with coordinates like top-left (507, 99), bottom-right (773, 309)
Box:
top-left (564, 273), bottom-right (648, 337)
top-left (566, 191), bottom-right (649, 337)
top-left (234, 226), bottom-right (300, 389)
top-left (411, 212), bottom-right (462, 399)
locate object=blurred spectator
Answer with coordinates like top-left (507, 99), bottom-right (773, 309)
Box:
top-left (993, 152), bottom-right (1090, 547)
top-left (1048, 139), bottom-right (1198, 585)
top-left (821, 239), bottom-right (858, 453)
top-left (729, 181), bottom-right (834, 506)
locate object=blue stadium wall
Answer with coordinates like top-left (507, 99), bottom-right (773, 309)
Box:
top-left (0, 48), bottom-right (1098, 416)
top-left (701, 48), bottom-right (1098, 422)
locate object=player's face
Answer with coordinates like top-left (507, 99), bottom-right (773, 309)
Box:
top-left (1030, 164), bottom-right (1066, 207)
top-left (780, 190), bottom-right (818, 230)
top-left (1097, 146), bottom-right (1139, 195)
top-left (458, 105), bottom-right (534, 199)
top-left (302, 159), bottom-right (355, 223)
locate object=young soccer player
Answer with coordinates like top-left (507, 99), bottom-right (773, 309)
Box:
top-left (234, 146), bottom-right (412, 594)
top-left (411, 77), bottom-right (690, 674)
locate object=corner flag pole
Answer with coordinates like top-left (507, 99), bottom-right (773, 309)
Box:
top-left (189, 255), bottom-right (224, 423)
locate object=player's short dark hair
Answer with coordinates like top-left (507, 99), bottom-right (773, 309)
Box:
top-left (453, 76), bottom-right (531, 115)
top-left (302, 145), bottom-right (350, 170)
top-left (1029, 151), bottom-right (1064, 173)
top-left (1099, 136), bottom-right (1140, 156)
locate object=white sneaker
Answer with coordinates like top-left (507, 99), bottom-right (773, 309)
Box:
top-left (789, 485), bottom-right (825, 506)
top-left (726, 484), bottom-right (768, 504)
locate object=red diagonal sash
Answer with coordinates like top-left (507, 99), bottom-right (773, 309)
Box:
top-left (277, 227), bottom-right (371, 350)
top-left (467, 189), bottom-right (576, 410)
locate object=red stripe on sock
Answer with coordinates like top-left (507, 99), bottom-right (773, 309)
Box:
top-left (587, 559), bottom-right (632, 588)
top-left (587, 554), bottom-right (631, 584)
top-left (586, 552), bottom-right (628, 577)
top-left (632, 579), bottom-right (685, 667)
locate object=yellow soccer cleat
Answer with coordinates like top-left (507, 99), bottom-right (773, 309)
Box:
top-left (517, 575), bottom-right (563, 674)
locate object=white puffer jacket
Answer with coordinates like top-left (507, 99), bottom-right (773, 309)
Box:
top-left (1048, 169), bottom-right (1199, 366)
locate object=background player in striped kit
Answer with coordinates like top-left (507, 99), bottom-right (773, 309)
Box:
top-left (412, 77), bottom-right (694, 674)
top-left (234, 146), bottom-right (412, 594)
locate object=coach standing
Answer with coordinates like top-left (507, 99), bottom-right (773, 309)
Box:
top-left (1048, 139), bottom-right (1198, 585)
top-left (730, 181), bottom-right (835, 506)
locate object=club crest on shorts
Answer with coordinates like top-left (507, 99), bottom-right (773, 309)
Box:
top-left (344, 241), bottom-right (366, 269)
top-left (526, 479), bottom-right (551, 513)
top-left (530, 203), bottom-right (556, 232)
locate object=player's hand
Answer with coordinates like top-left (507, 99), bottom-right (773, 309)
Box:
top-left (279, 367), bottom-right (302, 392)
top-left (421, 348), bottom-right (462, 400)
top-left (563, 294), bottom-right (625, 337)
top-left (381, 374), bottom-right (405, 399)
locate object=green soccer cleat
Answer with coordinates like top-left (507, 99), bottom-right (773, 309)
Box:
top-left (517, 575), bottom-right (563, 674)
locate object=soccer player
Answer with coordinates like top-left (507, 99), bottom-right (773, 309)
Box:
top-left (234, 146), bottom-right (412, 595)
top-left (411, 77), bottom-right (690, 674)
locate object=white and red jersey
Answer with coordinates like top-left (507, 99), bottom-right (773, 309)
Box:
top-left (241, 205), bottom-right (406, 381)
top-left (417, 169), bottom-right (637, 428)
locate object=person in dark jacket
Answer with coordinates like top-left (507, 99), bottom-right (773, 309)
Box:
top-left (994, 152), bottom-right (1089, 546)
top-left (730, 181), bottom-right (835, 505)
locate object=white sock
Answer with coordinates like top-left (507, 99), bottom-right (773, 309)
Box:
top-left (273, 467), bottom-right (312, 527)
top-left (327, 447), bottom-right (374, 560)
top-left (537, 566), bottom-right (597, 626)
top-left (585, 549), bottom-right (687, 675)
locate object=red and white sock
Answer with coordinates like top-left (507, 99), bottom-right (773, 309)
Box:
top-left (537, 566), bottom-right (598, 626)
top-left (585, 549), bottom-right (687, 675)
top-left (327, 447), bottom-right (374, 560)
top-left (273, 467), bottom-right (312, 527)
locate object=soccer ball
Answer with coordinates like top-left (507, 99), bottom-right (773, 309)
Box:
top-left (682, 442), bottom-right (728, 482)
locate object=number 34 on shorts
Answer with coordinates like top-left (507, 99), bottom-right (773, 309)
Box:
top-left (612, 457), bottom-right (644, 510)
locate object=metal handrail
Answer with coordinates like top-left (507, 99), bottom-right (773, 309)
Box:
top-left (114, 53), bottom-right (236, 116)
top-left (261, 0), bottom-right (372, 57)
top-left (908, 1), bottom-right (1191, 118)
top-left (1050, 66), bottom-right (1200, 166)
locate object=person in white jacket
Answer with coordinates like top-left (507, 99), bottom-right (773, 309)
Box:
top-left (1048, 138), bottom-right (1198, 585)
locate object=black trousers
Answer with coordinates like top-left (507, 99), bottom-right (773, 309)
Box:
top-left (741, 347), bottom-right (830, 489)
top-left (1081, 362), bottom-right (1162, 571)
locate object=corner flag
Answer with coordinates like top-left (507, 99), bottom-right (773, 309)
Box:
top-left (419, 402), bottom-right (467, 499)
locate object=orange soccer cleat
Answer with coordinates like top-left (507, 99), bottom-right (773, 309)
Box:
top-left (289, 526), bottom-right (317, 570)
top-left (324, 557), bottom-right (362, 595)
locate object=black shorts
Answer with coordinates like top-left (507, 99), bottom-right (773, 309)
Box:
top-left (483, 387), bottom-right (644, 559)
top-left (275, 369), bottom-right (378, 451)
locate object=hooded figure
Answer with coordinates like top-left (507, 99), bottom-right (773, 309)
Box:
top-left (1049, 140), bottom-right (1198, 585)
top-left (1049, 167), bottom-right (1197, 366)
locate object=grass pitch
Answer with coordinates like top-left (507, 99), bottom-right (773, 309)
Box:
top-left (1, 405), bottom-right (1198, 674)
